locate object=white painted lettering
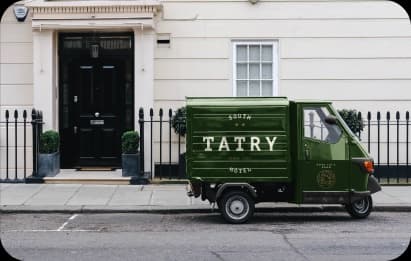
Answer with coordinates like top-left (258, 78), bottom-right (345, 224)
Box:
top-left (218, 137), bottom-right (230, 151)
top-left (250, 137), bottom-right (261, 151)
top-left (265, 137), bottom-right (277, 151)
top-left (234, 137), bottom-right (246, 151)
top-left (203, 137), bottom-right (214, 151)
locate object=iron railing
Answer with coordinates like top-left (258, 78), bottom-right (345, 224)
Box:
top-left (0, 109), bottom-right (43, 183)
top-left (357, 111), bottom-right (409, 184)
top-left (1, 108), bottom-right (409, 184)
top-left (138, 108), bottom-right (186, 180)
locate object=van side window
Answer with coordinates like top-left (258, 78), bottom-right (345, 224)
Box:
top-left (304, 107), bottom-right (342, 144)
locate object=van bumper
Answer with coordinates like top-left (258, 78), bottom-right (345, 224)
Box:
top-left (368, 175), bottom-right (382, 194)
top-left (303, 190), bottom-right (371, 204)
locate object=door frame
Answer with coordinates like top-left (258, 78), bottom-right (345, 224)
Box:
top-left (58, 32), bottom-right (135, 168)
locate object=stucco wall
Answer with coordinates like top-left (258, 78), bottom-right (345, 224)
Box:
top-left (0, 3), bottom-right (33, 177)
top-left (152, 0), bottom-right (411, 166)
top-left (1, 0), bottom-right (411, 175)
top-left (154, 0), bottom-right (411, 113)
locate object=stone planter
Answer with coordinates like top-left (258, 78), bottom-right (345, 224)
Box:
top-left (122, 153), bottom-right (140, 177)
top-left (38, 152), bottom-right (60, 177)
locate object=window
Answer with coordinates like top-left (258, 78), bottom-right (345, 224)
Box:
top-left (233, 42), bottom-right (278, 96)
top-left (304, 107), bottom-right (342, 144)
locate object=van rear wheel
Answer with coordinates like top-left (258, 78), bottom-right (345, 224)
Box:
top-left (345, 196), bottom-right (373, 219)
top-left (220, 190), bottom-right (254, 224)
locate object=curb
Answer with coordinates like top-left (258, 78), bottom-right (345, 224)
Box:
top-left (2, 205), bottom-right (410, 214)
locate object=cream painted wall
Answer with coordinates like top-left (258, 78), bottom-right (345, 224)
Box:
top-left (154, 0), bottom-right (411, 114)
top-left (152, 0), bottom-right (411, 168)
top-left (0, 3), bottom-right (33, 178)
top-left (1, 0), bottom-right (411, 175)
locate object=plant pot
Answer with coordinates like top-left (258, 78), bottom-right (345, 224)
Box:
top-left (122, 153), bottom-right (140, 177)
top-left (178, 153), bottom-right (186, 178)
top-left (38, 152), bottom-right (60, 177)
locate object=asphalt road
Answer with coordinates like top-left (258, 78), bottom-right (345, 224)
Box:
top-left (1, 211), bottom-right (410, 261)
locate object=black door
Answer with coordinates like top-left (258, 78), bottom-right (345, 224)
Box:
top-left (59, 33), bottom-right (134, 168)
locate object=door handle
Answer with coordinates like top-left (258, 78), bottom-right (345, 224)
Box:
top-left (304, 144), bottom-right (310, 160)
top-left (94, 112), bottom-right (100, 117)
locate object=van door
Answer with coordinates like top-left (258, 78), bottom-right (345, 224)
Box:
top-left (297, 104), bottom-right (350, 203)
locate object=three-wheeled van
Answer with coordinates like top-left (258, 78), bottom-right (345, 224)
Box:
top-left (186, 97), bottom-right (381, 223)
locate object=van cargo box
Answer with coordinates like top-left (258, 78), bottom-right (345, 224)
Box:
top-left (186, 97), bottom-right (291, 183)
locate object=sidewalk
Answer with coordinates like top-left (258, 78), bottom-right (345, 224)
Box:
top-left (1, 184), bottom-right (410, 213)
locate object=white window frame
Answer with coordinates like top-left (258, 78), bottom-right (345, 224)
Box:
top-left (232, 41), bottom-right (279, 97)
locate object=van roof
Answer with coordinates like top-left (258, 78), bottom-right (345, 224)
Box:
top-left (186, 97), bottom-right (331, 106)
top-left (186, 97), bottom-right (289, 106)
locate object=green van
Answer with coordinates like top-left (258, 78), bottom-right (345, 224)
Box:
top-left (185, 97), bottom-right (381, 223)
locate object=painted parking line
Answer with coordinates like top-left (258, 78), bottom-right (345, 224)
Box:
top-left (57, 213), bottom-right (78, 231)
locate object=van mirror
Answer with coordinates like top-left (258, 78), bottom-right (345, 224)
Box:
top-left (325, 115), bottom-right (337, 125)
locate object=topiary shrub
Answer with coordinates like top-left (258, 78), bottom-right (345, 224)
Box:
top-left (39, 130), bottom-right (59, 154)
top-left (338, 109), bottom-right (364, 134)
top-left (121, 131), bottom-right (140, 154)
top-left (171, 106), bottom-right (187, 137)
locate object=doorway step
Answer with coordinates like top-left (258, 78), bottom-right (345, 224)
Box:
top-left (43, 169), bottom-right (132, 185)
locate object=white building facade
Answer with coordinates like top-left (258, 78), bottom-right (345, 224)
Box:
top-left (1, 0), bottom-right (410, 175)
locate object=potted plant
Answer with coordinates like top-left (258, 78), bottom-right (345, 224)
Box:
top-left (338, 109), bottom-right (364, 135)
top-left (121, 130), bottom-right (140, 177)
top-left (38, 130), bottom-right (60, 177)
top-left (171, 106), bottom-right (187, 177)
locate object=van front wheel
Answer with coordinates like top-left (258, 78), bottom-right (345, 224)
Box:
top-left (220, 190), bottom-right (255, 224)
top-left (345, 196), bottom-right (373, 219)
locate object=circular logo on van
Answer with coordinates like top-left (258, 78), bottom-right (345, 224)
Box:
top-left (317, 170), bottom-right (336, 188)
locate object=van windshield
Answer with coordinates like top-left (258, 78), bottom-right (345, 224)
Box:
top-left (304, 107), bottom-right (342, 144)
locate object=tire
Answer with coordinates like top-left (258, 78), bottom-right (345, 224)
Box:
top-left (345, 196), bottom-right (373, 219)
top-left (220, 190), bottom-right (255, 224)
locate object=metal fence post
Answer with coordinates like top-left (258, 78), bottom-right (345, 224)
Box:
top-left (14, 110), bottom-right (18, 180)
top-left (358, 111), bottom-right (362, 140)
top-left (23, 110), bottom-right (27, 179)
top-left (377, 111), bottom-right (381, 182)
top-left (406, 111), bottom-right (409, 184)
top-left (396, 111), bottom-right (400, 183)
top-left (139, 108), bottom-right (145, 177)
top-left (31, 109), bottom-right (39, 177)
top-left (386, 111), bottom-right (390, 184)
top-left (169, 109), bottom-right (172, 179)
top-left (159, 109), bottom-right (163, 180)
top-left (5, 110), bottom-right (9, 179)
top-left (367, 112), bottom-right (371, 153)
top-left (150, 108), bottom-right (154, 179)
top-left (309, 112), bottom-right (314, 138)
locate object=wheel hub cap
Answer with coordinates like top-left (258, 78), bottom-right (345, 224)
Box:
top-left (230, 200), bottom-right (245, 214)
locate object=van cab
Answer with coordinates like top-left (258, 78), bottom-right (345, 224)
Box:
top-left (185, 97), bottom-right (381, 223)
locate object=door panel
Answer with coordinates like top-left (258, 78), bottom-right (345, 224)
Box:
top-left (73, 59), bottom-right (124, 166)
top-left (297, 105), bottom-right (351, 196)
top-left (59, 33), bottom-right (134, 168)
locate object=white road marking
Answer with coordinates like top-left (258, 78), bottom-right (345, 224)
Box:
top-left (57, 214), bottom-right (78, 231)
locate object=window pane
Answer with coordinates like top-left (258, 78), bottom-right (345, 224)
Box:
top-left (236, 63), bottom-right (247, 79)
top-left (249, 45), bottom-right (260, 61)
top-left (249, 80), bottom-right (260, 96)
top-left (303, 107), bottom-right (342, 143)
top-left (262, 64), bottom-right (272, 79)
top-left (237, 45), bottom-right (247, 62)
top-left (262, 45), bottom-right (273, 61)
top-left (262, 81), bottom-right (273, 96)
top-left (237, 80), bottom-right (247, 96)
top-left (249, 63), bottom-right (260, 79)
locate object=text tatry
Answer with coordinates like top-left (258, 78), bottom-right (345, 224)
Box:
top-left (202, 136), bottom-right (277, 152)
